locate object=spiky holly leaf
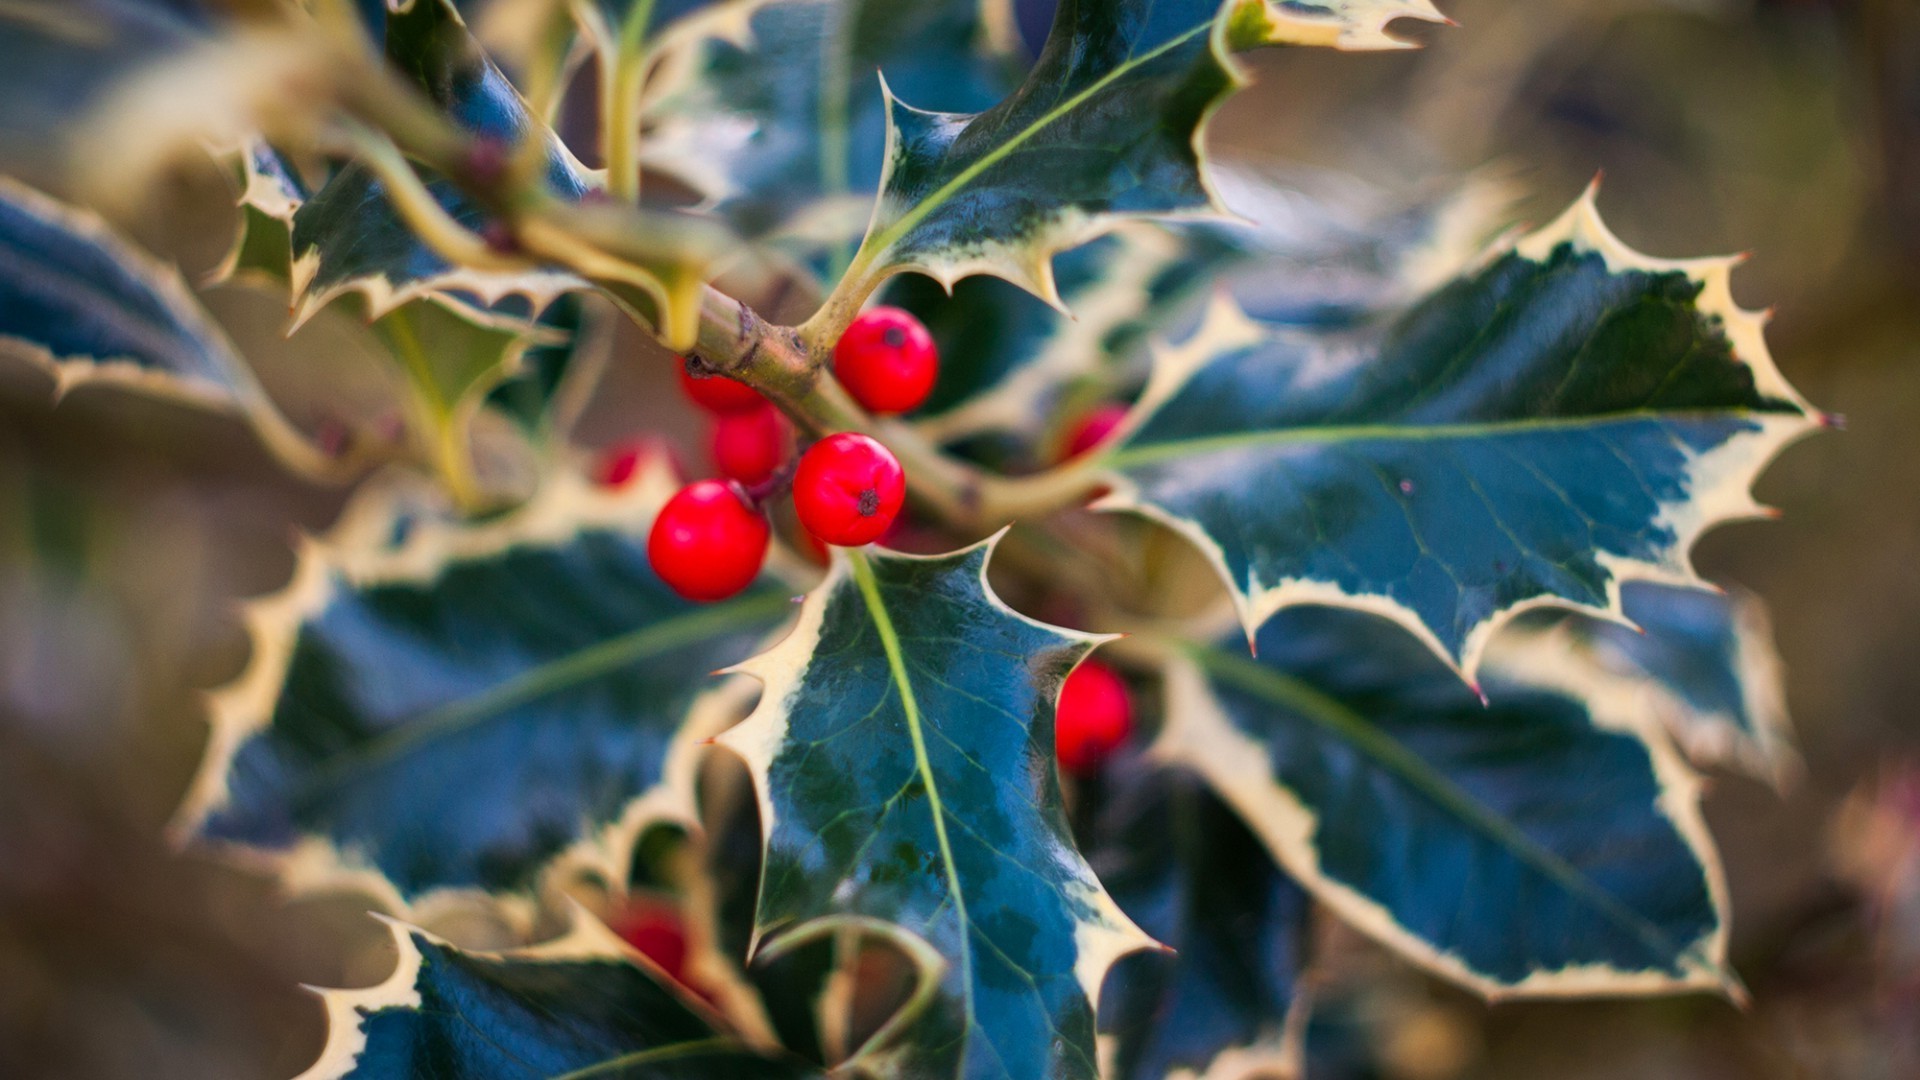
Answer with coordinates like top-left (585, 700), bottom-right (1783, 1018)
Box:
top-left (0, 174), bottom-right (339, 474)
top-left (806, 0), bottom-right (1450, 332)
top-left (1096, 191), bottom-right (1823, 682)
top-left (1088, 765), bottom-right (1312, 1080)
top-left (213, 139), bottom-right (309, 288)
top-left (288, 0), bottom-right (605, 328)
top-left (1159, 605), bottom-right (1735, 998)
top-left (298, 915), bottom-right (821, 1079)
top-left (172, 460), bottom-right (796, 923)
top-left (1221, 0), bottom-right (1450, 50)
top-left (717, 544), bottom-right (1156, 1080)
top-left (639, 0), bottom-right (1024, 282)
top-left (891, 172), bottom-right (1510, 445)
top-left (1521, 582), bottom-right (1796, 787)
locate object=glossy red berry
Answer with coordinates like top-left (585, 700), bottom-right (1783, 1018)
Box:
top-left (678, 357), bottom-right (764, 414)
top-left (1062, 403), bottom-right (1129, 460)
top-left (833, 306), bottom-right (938, 415)
top-left (648, 480), bottom-right (769, 601)
top-left (610, 900), bottom-right (689, 983)
top-left (711, 404), bottom-right (787, 485)
top-left (793, 433), bottom-right (906, 546)
top-left (1055, 659), bottom-right (1133, 776)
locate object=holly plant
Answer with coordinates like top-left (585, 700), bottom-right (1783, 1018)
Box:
top-left (1, 0), bottom-right (1831, 1077)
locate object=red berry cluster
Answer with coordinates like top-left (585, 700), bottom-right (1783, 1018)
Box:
top-left (596, 308), bottom-right (942, 604)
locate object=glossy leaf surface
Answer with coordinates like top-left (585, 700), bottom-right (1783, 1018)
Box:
top-left (719, 545), bottom-right (1154, 1080)
top-left (299, 917), bottom-right (821, 1079)
top-left (175, 464), bottom-right (795, 914)
top-left (1100, 192), bottom-right (1821, 680)
top-left (1088, 765), bottom-right (1311, 1080)
top-left (1160, 605), bottom-right (1733, 997)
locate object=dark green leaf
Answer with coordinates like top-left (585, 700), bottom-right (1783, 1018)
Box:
top-left (1160, 604), bottom-right (1735, 996)
top-left (290, 0), bottom-right (594, 326)
top-left (174, 463), bottom-right (796, 915)
top-left (640, 0), bottom-right (1026, 280)
top-left (1523, 582), bottom-right (1796, 786)
top-left (718, 544), bottom-right (1155, 1080)
top-left (299, 917), bottom-right (822, 1079)
top-left (1099, 192), bottom-right (1823, 681)
top-left (807, 0), bottom-right (1450, 328)
top-left (0, 174), bottom-right (338, 472)
top-left (1088, 766), bottom-right (1312, 1080)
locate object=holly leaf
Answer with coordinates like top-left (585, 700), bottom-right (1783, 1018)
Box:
top-left (1221, 0), bottom-right (1451, 51)
top-left (1522, 582), bottom-right (1797, 787)
top-left (288, 0), bottom-right (596, 327)
top-left (808, 0), bottom-right (1451, 330)
top-left (639, 0), bottom-right (1026, 281)
top-left (1087, 765), bottom-right (1313, 1080)
top-left (0, 174), bottom-right (341, 474)
top-left (1158, 605), bottom-right (1735, 997)
top-left (298, 915), bottom-right (822, 1079)
top-left (717, 544), bottom-right (1156, 1080)
top-left (212, 139), bottom-right (310, 288)
top-left (892, 171), bottom-right (1511, 446)
top-left (172, 460), bottom-right (798, 922)
top-left (1096, 190), bottom-right (1824, 682)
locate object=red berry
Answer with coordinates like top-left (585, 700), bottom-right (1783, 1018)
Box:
top-left (648, 480), bottom-right (769, 601)
top-left (711, 404), bottom-right (787, 485)
top-left (833, 306), bottom-right (938, 415)
top-left (1062, 403), bottom-right (1129, 460)
top-left (596, 438), bottom-right (650, 487)
top-left (1055, 659), bottom-right (1133, 776)
top-left (610, 900), bottom-right (689, 983)
top-left (793, 433), bottom-right (906, 547)
top-left (678, 357), bottom-right (764, 414)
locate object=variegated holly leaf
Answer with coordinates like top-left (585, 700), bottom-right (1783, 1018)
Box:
top-left (1221, 0), bottom-right (1451, 51)
top-left (1096, 191), bottom-right (1824, 682)
top-left (288, 0), bottom-right (596, 327)
top-left (172, 460), bottom-right (797, 923)
top-left (0, 174), bottom-right (341, 474)
top-left (212, 139), bottom-right (309, 288)
top-left (1159, 604), bottom-right (1735, 998)
top-left (1088, 764), bottom-right (1313, 1080)
top-left (1518, 582), bottom-right (1796, 787)
top-left (639, 0), bottom-right (1026, 282)
top-left (298, 915), bottom-right (822, 1080)
top-left (717, 544), bottom-right (1156, 1080)
top-left (892, 171), bottom-right (1511, 446)
top-left (806, 0), bottom-right (1451, 333)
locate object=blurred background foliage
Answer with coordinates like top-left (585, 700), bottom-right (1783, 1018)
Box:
top-left (1, 0), bottom-right (1917, 1076)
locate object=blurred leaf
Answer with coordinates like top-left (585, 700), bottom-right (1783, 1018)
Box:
top-left (299, 916), bottom-right (821, 1079)
top-left (174, 461), bottom-right (796, 918)
top-left (1161, 604), bottom-right (1736, 996)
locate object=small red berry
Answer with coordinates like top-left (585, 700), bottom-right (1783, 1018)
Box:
top-left (648, 480), bottom-right (769, 601)
top-left (678, 357), bottom-right (764, 414)
top-left (596, 439), bottom-right (649, 487)
top-left (610, 899), bottom-right (689, 983)
top-left (711, 404), bottom-right (787, 485)
top-left (1061, 403), bottom-right (1129, 460)
top-left (833, 306), bottom-right (938, 415)
top-left (793, 433), bottom-right (906, 547)
top-left (1055, 659), bottom-right (1133, 776)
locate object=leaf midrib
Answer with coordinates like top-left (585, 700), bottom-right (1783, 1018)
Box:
top-left (1108, 407), bottom-right (1794, 468)
top-left (847, 552), bottom-right (977, 1026)
top-left (855, 18), bottom-right (1212, 271)
top-left (1191, 643), bottom-right (1721, 978)
top-left (294, 588), bottom-right (793, 796)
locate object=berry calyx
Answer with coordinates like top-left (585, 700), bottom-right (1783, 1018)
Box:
top-left (648, 480), bottom-right (769, 601)
top-left (1061, 403), bottom-right (1129, 460)
top-left (833, 306), bottom-right (938, 415)
top-left (609, 899), bottom-right (689, 983)
top-left (678, 357), bottom-right (764, 414)
top-left (793, 433), bottom-right (906, 546)
top-left (711, 404), bottom-right (787, 485)
top-left (1055, 659), bottom-right (1133, 776)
